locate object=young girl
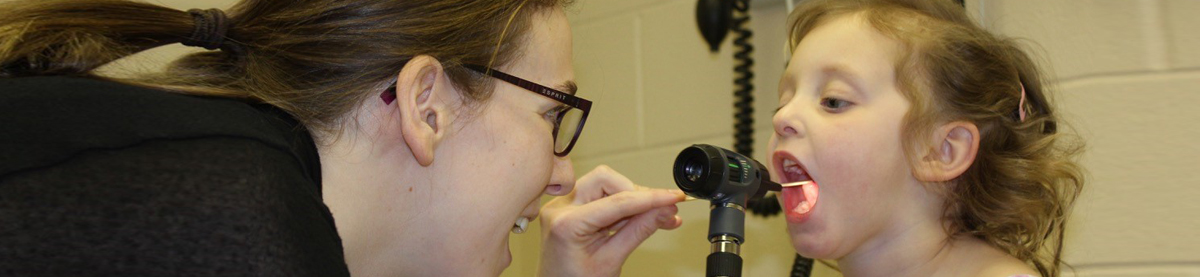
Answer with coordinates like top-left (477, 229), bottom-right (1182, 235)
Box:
top-left (769, 0), bottom-right (1084, 276)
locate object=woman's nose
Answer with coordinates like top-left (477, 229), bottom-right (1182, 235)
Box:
top-left (544, 155), bottom-right (575, 196)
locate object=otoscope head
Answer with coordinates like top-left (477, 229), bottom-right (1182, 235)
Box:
top-left (673, 145), bottom-right (725, 198)
top-left (672, 144), bottom-right (779, 205)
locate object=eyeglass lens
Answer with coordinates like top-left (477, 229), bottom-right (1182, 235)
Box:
top-left (555, 107), bottom-right (585, 154)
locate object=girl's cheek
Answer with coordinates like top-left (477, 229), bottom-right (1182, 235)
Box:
top-left (812, 133), bottom-right (860, 191)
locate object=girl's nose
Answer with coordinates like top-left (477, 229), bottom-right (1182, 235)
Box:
top-left (773, 101), bottom-right (805, 139)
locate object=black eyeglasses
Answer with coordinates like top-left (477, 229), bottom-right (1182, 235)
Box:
top-left (380, 65), bottom-right (592, 157)
top-left (463, 65), bottom-right (591, 157)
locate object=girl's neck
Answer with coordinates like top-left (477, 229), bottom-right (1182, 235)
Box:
top-left (837, 216), bottom-right (958, 277)
top-left (839, 225), bottom-right (1015, 277)
top-left (835, 178), bottom-right (968, 277)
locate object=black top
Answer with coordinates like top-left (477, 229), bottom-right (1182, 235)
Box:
top-left (0, 77), bottom-right (350, 276)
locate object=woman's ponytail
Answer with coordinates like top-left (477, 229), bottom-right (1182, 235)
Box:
top-left (2, 0), bottom-right (570, 136)
top-left (0, 0), bottom-right (196, 77)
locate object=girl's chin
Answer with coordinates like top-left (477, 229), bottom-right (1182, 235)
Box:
top-left (790, 241), bottom-right (835, 260)
top-left (786, 225), bottom-right (835, 259)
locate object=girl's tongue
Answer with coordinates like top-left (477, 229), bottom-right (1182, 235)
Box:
top-left (782, 182), bottom-right (819, 223)
top-left (779, 157), bottom-right (819, 223)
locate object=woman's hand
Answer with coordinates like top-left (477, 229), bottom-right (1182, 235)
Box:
top-left (538, 165), bottom-right (685, 277)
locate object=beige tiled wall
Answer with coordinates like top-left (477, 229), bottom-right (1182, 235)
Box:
top-left (509, 0), bottom-right (1200, 276)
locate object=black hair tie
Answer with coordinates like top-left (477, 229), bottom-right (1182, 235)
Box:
top-left (183, 9), bottom-right (231, 50)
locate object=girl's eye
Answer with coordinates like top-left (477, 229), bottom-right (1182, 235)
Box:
top-left (820, 97), bottom-right (852, 112)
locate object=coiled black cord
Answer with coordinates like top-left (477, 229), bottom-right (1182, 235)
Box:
top-left (745, 195), bottom-right (781, 217)
top-left (731, 0), bottom-right (755, 157)
top-left (730, 1), bottom-right (814, 276)
top-left (790, 252), bottom-right (815, 277)
top-left (732, 0), bottom-right (784, 225)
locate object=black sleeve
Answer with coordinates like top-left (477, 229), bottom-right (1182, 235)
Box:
top-left (0, 137), bottom-right (350, 277)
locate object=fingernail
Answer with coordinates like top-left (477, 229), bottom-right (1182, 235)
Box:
top-left (661, 190), bottom-right (685, 201)
top-left (657, 211), bottom-right (672, 223)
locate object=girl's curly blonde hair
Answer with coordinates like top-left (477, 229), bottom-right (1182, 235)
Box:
top-left (787, 0), bottom-right (1085, 276)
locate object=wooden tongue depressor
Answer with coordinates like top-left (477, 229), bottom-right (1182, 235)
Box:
top-left (780, 180), bottom-right (813, 188)
top-left (681, 181), bottom-right (812, 202)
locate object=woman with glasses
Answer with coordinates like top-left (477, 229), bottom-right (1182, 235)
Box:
top-left (0, 0), bottom-right (684, 276)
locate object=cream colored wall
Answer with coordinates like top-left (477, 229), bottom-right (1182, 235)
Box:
top-left (73, 0), bottom-right (1199, 276)
top-left (508, 0), bottom-right (1200, 276)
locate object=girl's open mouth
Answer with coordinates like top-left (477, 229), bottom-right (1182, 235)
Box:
top-left (775, 151), bottom-right (819, 223)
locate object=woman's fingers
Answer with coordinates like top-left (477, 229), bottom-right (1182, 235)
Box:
top-left (654, 205), bottom-right (683, 230)
top-left (537, 165), bottom-right (687, 277)
top-left (602, 205), bottom-right (680, 236)
top-left (569, 189), bottom-right (684, 234)
top-left (571, 166), bottom-right (638, 205)
top-left (598, 206), bottom-right (682, 260)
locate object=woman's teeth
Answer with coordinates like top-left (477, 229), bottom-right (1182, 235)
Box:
top-left (511, 217), bottom-right (531, 234)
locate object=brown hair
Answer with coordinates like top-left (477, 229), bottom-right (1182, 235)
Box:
top-left (0, 0), bottom-right (570, 135)
top-left (787, 0), bottom-right (1084, 276)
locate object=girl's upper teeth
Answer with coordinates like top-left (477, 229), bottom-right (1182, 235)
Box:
top-left (784, 160), bottom-right (803, 174)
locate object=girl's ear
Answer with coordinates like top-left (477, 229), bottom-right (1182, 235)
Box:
top-left (913, 121), bottom-right (980, 182)
top-left (390, 55), bottom-right (454, 166)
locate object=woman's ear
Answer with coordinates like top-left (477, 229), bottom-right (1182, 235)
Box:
top-left (391, 55), bottom-right (453, 167)
top-left (913, 121), bottom-right (980, 182)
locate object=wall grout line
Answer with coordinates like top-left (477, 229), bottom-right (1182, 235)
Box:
top-left (1057, 68), bottom-right (1200, 90)
top-left (1142, 0), bottom-right (1170, 71)
top-left (1069, 260), bottom-right (1200, 270)
top-left (634, 15), bottom-right (647, 149)
top-left (973, 0), bottom-right (989, 29)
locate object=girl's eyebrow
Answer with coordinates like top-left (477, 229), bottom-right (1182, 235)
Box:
top-left (820, 64), bottom-right (867, 95)
top-left (779, 63), bottom-right (868, 99)
top-left (821, 65), bottom-right (863, 86)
